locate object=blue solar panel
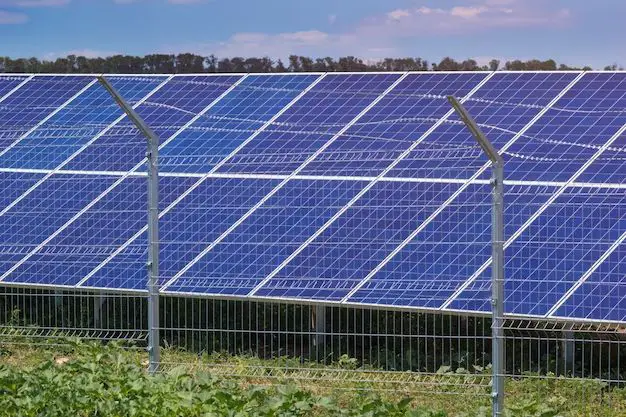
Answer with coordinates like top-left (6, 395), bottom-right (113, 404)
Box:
top-left (4, 175), bottom-right (197, 288)
top-left (217, 73), bottom-right (402, 174)
top-left (165, 179), bottom-right (367, 296)
top-left (81, 177), bottom-right (281, 290)
top-left (0, 76), bottom-right (94, 151)
top-left (446, 184), bottom-right (570, 312)
top-left (503, 72), bottom-right (626, 182)
top-left (255, 181), bottom-right (460, 301)
top-left (0, 72), bottom-right (624, 324)
top-left (160, 74), bottom-right (319, 173)
top-left (577, 131), bottom-right (626, 183)
top-left (390, 72), bottom-right (580, 179)
top-left (500, 187), bottom-right (624, 316)
top-left (65, 75), bottom-right (242, 172)
top-left (344, 183), bottom-right (490, 308)
top-left (0, 76), bottom-right (28, 98)
top-left (300, 72), bottom-right (487, 177)
top-left (0, 174), bottom-right (116, 283)
top-left (0, 77), bottom-right (163, 170)
top-left (552, 241), bottom-right (625, 322)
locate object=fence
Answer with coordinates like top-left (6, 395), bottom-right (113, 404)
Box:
top-left (0, 73), bottom-right (624, 416)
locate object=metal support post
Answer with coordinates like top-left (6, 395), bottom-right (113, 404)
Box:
top-left (55, 290), bottom-right (64, 328)
top-left (312, 305), bottom-right (326, 361)
top-left (491, 161), bottom-right (505, 416)
top-left (93, 292), bottom-right (105, 328)
top-left (448, 96), bottom-right (505, 416)
top-left (98, 76), bottom-right (161, 374)
top-left (560, 330), bottom-right (575, 376)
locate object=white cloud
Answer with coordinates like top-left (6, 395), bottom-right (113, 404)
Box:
top-left (450, 6), bottom-right (488, 19)
top-left (0, 9), bottom-right (27, 23)
top-left (43, 48), bottom-right (120, 59)
top-left (160, 0), bottom-right (572, 60)
top-left (328, 14), bottom-right (337, 24)
top-left (387, 9), bottom-right (410, 21)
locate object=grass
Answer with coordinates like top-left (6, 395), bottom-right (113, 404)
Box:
top-left (1, 339), bottom-right (625, 416)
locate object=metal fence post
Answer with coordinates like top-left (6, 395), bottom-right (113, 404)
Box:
top-left (98, 76), bottom-right (161, 374)
top-left (448, 96), bottom-right (505, 416)
top-left (491, 161), bottom-right (505, 416)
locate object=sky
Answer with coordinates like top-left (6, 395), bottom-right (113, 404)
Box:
top-left (0, 0), bottom-right (625, 69)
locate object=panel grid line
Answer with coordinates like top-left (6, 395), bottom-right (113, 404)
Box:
top-left (0, 75), bottom-right (179, 282)
top-left (161, 72), bottom-right (410, 291)
top-left (1, 167), bottom-right (625, 189)
top-left (0, 75), bottom-right (34, 104)
top-left (0, 75), bottom-right (174, 218)
top-left (77, 73), bottom-right (325, 288)
top-left (0, 78), bottom-right (98, 159)
top-left (342, 71), bottom-right (587, 305)
top-left (442, 122), bottom-right (626, 310)
top-left (546, 226), bottom-right (626, 318)
top-left (248, 71), bottom-right (496, 298)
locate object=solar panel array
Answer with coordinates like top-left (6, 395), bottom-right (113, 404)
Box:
top-left (0, 72), bottom-right (624, 324)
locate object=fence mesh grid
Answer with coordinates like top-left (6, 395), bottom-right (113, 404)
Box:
top-left (0, 73), bottom-right (624, 416)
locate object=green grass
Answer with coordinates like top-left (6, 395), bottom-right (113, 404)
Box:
top-left (0, 340), bottom-right (625, 416)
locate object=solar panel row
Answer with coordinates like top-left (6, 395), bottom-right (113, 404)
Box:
top-left (0, 72), bottom-right (623, 323)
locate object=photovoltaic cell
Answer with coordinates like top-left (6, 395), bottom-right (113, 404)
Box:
top-left (300, 72), bottom-right (487, 177)
top-left (500, 187), bottom-right (625, 316)
top-left (64, 75), bottom-right (242, 172)
top-left (552, 241), bottom-right (625, 322)
top-left (6, 176), bottom-right (197, 288)
top-left (0, 77), bottom-right (163, 169)
top-left (81, 178), bottom-right (281, 290)
top-left (160, 74), bottom-right (319, 173)
top-left (165, 180), bottom-right (367, 296)
top-left (503, 72), bottom-right (626, 182)
top-left (446, 184), bottom-right (566, 312)
top-left (255, 181), bottom-right (461, 301)
top-left (577, 131), bottom-right (626, 183)
top-left (216, 73), bottom-right (401, 175)
top-left (346, 183), bottom-right (491, 308)
top-left (389, 72), bottom-right (580, 179)
top-left (0, 76), bottom-right (94, 151)
top-left (0, 174), bottom-right (117, 283)
top-left (0, 76), bottom-right (28, 98)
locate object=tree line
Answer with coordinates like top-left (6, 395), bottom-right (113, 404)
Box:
top-left (1, 54), bottom-right (621, 74)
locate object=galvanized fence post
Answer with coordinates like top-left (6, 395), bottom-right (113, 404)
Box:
top-left (448, 96), bottom-right (505, 416)
top-left (98, 76), bottom-right (161, 374)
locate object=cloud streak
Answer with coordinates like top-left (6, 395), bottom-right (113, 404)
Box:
top-left (0, 9), bottom-right (27, 23)
top-left (164, 1), bottom-right (571, 59)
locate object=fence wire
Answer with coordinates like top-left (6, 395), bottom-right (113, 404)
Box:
top-left (0, 73), bottom-right (624, 416)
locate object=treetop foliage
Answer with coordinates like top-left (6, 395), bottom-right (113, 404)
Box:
top-left (0, 54), bottom-right (616, 74)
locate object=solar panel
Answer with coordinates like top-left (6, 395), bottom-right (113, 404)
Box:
top-left (0, 76), bottom-right (95, 151)
top-left (0, 72), bottom-right (623, 324)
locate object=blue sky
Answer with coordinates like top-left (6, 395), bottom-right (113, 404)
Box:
top-left (1, 0), bottom-right (624, 69)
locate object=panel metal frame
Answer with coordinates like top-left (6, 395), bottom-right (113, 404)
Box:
top-left (443, 121), bottom-right (626, 311)
top-left (160, 72), bottom-right (411, 291)
top-left (78, 73), bottom-right (327, 289)
top-left (0, 75), bottom-right (174, 219)
top-left (341, 72), bottom-right (588, 307)
top-left (247, 71), bottom-right (496, 298)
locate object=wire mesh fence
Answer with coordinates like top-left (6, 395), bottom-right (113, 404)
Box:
top-left (0, 73), bottom-right (624, 416)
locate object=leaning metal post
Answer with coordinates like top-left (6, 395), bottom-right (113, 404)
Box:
top-left (98, 76), bottom-right (161, 374)
top-left (448, 96), bottom-right (505, 416)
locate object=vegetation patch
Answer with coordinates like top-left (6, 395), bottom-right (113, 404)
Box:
top-left (0, 340), bottom-right (625, 416)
